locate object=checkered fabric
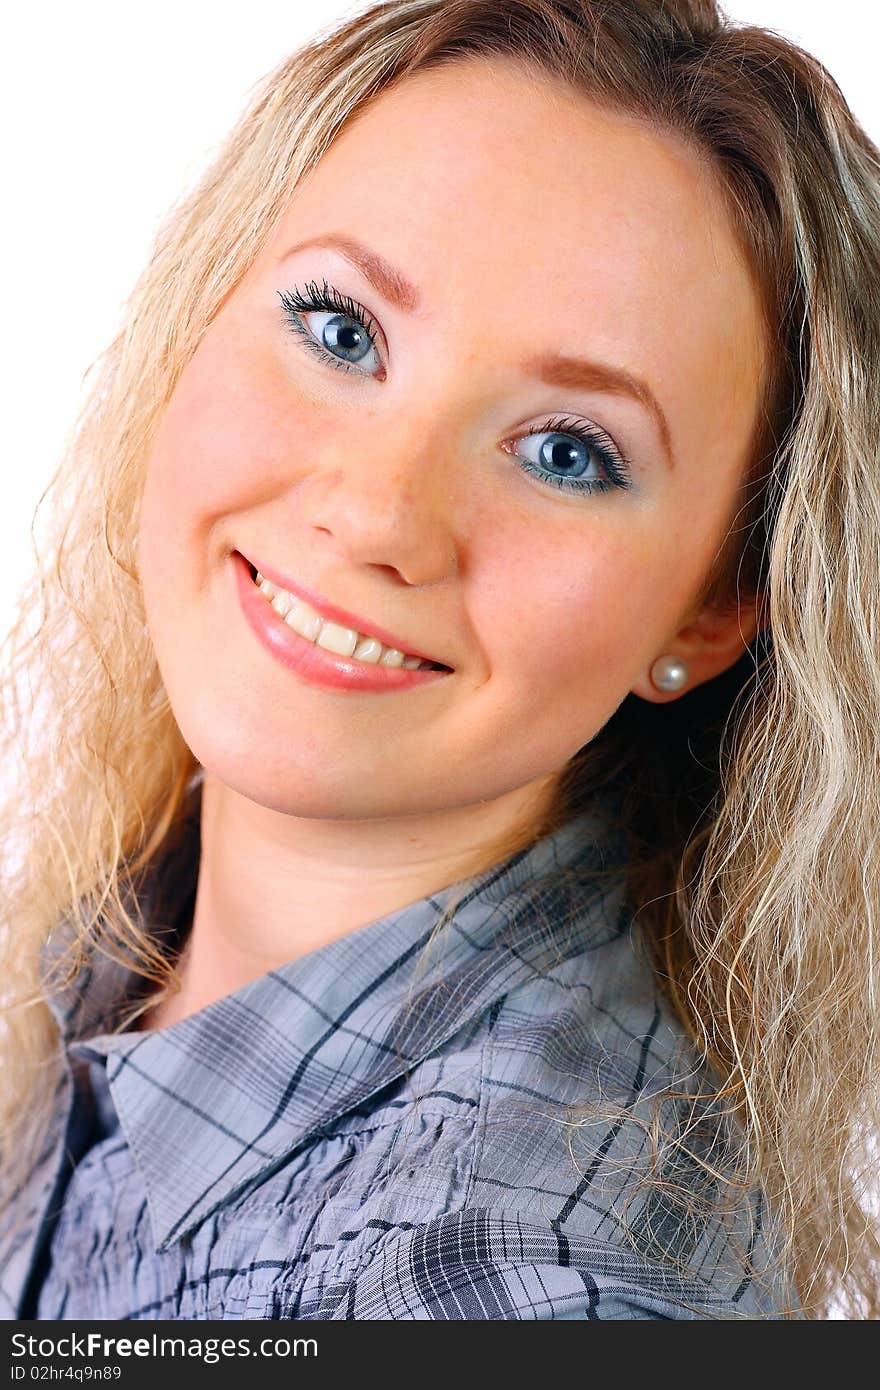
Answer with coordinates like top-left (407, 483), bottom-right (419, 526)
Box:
top-left (0, 776), bottom-right (798, 1319)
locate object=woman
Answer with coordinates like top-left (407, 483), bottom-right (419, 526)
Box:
top-left (1, 0), bottom-right (878, 1319)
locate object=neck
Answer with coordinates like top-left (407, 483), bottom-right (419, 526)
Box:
top-left (137, 767), bottom-right (560, 1030)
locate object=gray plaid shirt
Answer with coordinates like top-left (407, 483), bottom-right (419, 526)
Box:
top-left (1, 777), bottom-right (796, 1319)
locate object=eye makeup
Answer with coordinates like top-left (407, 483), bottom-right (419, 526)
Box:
top-left (276, 281), bottom-right (635, 497)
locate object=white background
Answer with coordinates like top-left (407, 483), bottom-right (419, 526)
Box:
top-left (1, 0), bottom-right (877, 641)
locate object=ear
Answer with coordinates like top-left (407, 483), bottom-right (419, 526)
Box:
top-left (631, 589), bottom-right (767, 704)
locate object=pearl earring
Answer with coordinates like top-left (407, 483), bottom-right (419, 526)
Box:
top-left (650, 654), bottom-right (689, 692)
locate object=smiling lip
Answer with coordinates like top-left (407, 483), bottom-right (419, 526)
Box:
top-left (232, 551), bottom-right (452, 694)
top-left (235, 549), bottom-right (450, 669)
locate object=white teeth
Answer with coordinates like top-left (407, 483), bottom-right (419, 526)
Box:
top-left (353, 636), bottom-right (383, 665)
top-left (284, 598), bottom-right (322, 642)
top-left (270, 590), bottom-right (295, 618)
top-left (316, 620), bottom-right (358, 657)
top-left (254, 574), bottom-right (441, 671)
top-left (379, 648), bottom-right (404, 667)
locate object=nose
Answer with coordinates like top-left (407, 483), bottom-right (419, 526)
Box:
top-left (291, 428), bottom-right (461, 587)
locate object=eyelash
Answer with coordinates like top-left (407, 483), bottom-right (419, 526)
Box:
top-left (276, 281), bottom-right (634, 497)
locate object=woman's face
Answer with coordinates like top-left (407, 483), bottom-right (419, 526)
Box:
top-left (138, 57), bottom-right (768, 821)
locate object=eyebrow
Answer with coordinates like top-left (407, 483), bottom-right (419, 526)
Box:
top-left (279, 232), bottom-right (675, 469)
top-left (281, 233), bottom-right (422, 313)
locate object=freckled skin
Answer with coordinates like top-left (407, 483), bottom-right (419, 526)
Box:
top-left (135, 56), bottom-right (769, 1012)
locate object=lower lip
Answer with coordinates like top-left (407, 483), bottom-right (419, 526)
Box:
top-left (232, 550), bottom-right (452, 694)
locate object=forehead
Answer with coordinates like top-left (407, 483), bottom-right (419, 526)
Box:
top-left (266, 56), bottom-right (768, 472)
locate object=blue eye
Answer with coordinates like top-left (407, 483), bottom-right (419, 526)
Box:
top-left (510, 416), bottom-right (633, 496)
top-left (278, 281), bottom-right (383, 376)
top-left (277, 283), bottom-right (634, 497)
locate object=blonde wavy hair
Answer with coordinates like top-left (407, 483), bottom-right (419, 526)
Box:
top-left (2, 0), bottom-right (879, 1319)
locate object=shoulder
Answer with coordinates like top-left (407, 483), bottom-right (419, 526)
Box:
top-left (469, 916), bottom-right (696, 1234)
top-left (288, 923), bottom-right (795, 1318)
top-left (308, 1207), bottom-right (789, 1320)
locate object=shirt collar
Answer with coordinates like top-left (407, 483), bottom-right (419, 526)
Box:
top-left (41, 779), bottom-right (629, 1253)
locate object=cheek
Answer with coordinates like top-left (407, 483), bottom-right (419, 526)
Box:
top-left (476, 516), bottom-right (669, 713)
top-left (142, 326), bottom-right (307, 553)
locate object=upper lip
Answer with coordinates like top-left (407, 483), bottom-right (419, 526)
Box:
top-left (239, 551), bottom-right (451, 668)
